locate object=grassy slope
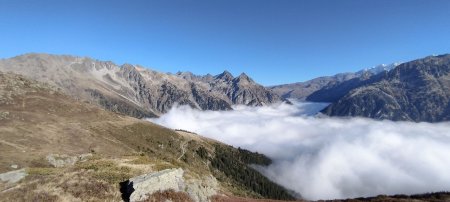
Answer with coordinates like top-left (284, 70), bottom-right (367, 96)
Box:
top-left (0, 72), bottom-right (294, 201)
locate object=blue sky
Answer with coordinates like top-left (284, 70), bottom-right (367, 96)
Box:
top-left (1, 0), bottom-right (450, 85)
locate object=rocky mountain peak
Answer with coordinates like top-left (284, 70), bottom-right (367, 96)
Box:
top-left (215, 70), bottom-right (234, 81)
top-left (176, 71), bottom-right (196, 80)
top-left (121, 63), bottom-right (136, 71)
top-left (234, 72), bottom-right (254, 84)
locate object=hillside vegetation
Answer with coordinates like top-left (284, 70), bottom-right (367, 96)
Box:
top-left (0, 72), bottom-right (294, 201)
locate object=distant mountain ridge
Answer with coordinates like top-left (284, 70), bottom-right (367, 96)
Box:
top-left (270, 63), bottom-right (399, 101)
top-left (0, 53), bottom-right (284, 118)
top-left (323, 54), bottom-right (450, 122)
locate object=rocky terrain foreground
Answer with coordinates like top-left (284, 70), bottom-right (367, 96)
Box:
top-left (0, 53), bottom-right (285, 118)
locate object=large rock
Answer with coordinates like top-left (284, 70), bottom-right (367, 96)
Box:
top-left (0, 169), bottom-right (27, 183)
top-left (121, 168), bottom-right (219, 202)
top-left (124, 168), bottom-right (185, 202)
top-left (185, 175), bottom-right (218, 202)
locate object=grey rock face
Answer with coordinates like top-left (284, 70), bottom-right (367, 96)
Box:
top-left (127, 168), bottom-right (185, 202)
top-left (323, 54), bottom-right (450, 122)
top-left (46, 153), bottom-right (92, 168)
top-left (0, 53), bottom-right (283, 117)
top-left (121, 168), bottom-right (218, 202)
top-left (208, 72), bottom-right (282, 106)
top-left (0, 169), bottom-right (27, 183)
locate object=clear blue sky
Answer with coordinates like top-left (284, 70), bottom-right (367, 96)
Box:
top-left (1, 0), bottom-right (450, 85)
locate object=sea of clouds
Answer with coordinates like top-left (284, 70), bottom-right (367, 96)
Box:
top-left (148, 101), bottom-right (450, 200)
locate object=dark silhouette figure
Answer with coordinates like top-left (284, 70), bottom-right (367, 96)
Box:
top-left (119, 180), bottom-right (135, 202)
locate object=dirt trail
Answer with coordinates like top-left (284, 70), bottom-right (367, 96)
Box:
top-left (177, 141), bottom-right (188, 160)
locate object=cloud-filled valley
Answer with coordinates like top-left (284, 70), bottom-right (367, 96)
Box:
top-left (149, 102), bottom-right (450, 200)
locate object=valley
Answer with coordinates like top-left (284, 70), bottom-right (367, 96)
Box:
top-left (2, 53), bottom-right (450, 201)
top-left (2, 1), bottom-right (450, 201)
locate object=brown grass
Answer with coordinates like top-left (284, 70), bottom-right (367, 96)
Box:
top-left (76, 159), bottom-right (134, 184)
top-left (26, 167), bottom-right (59, 176)
top-left (1, 179), bottom-right (59, 202)
top-left (144, 189), bottom-right (194, 202)
top-left (58, 179), bottom-right (112, 200)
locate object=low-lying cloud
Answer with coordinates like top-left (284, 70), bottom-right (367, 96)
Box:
top-left (149, 102), bottom-right (450, 200)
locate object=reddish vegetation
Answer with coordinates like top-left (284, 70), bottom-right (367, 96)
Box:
top-left (144, 189), bottom-right (194, 202)
top-left (211, 195), bottom-right (305, 202)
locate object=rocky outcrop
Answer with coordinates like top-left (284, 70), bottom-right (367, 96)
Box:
top-left (185, 175), bottom-right (218, 202)
top-left (0, 169), bottom-right (27, 183)
top-left (46, 153), bottom-right (92, 168)
top-left (0, 54), bottom-right (284, 117)
top-left (121, 168), bottom-right (218, 202)
top-left (323, 54), bottom-right (450, 122)
top-left (124, 168), bottom-right (185, 202)
top-left (210, 72), bottom-right (282, 106)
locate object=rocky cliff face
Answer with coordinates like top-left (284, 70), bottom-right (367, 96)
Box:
top-left (178, 70), bottom-right (284, 106)
top-left (323, 55), bottom-right (450, 122)
top-left (0, 53), bottom-right (284, 117)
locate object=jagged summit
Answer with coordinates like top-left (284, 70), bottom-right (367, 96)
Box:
top-left (175, 71), bottom-right (196, 80)
top-left (356, 63), bottom-right (400, 76)
top-left (235, 72), bottom-right (253, 83)
top-left (215, 70), bottom-right (234, 81)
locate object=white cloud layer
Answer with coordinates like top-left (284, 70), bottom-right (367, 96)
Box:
top-left (148, 102), bottom-right (450, 200)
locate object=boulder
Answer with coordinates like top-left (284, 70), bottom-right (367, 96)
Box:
top-left (123, 168), bottom-right (185, 202)
top-left (0, 169), bottom-right (27, 183)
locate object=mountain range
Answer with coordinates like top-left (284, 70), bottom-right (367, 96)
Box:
top-left (1, 53), bottom-right (449, 123)
top-left (271, 55), bottom-right (450, 122)
top-left (322, 54), bottom-right (450, 122)
top-left (1, 52), bottom-right (450, 201)
top-left (269, 63), bottom-right (399, 101)
top-left (0, 53), bottom-right (284, 118)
